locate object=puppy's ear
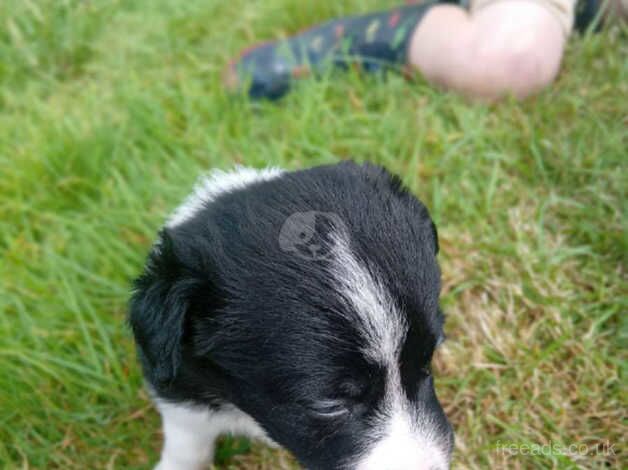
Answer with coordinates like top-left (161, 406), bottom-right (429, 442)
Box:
top-left (430, 220), bottom-right (439, 255)
top-left (129, 230), bottom-right (199, 384)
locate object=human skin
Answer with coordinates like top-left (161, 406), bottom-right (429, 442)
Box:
top-left (407, 0), bottom-right (566, 101)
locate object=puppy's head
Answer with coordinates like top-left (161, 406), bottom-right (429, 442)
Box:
top-left (130, 163), bottom-right (453, 470)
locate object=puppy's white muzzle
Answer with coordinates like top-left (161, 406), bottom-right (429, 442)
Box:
top-left (355, 410), bottom-right (450, 470)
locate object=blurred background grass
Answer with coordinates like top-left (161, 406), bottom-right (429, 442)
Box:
top-left (0, 0), bottom-right (626, 468)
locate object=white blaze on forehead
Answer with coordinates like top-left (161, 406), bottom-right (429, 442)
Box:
top-left (330, 233), bottom-right (450, 469)
top-left (330, 234), bottom-right (407, 364)
top-left (166, 166), bottom-right (284, 228)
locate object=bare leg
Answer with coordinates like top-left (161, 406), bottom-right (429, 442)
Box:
top-left (408, 0), bottom-right (567, 100)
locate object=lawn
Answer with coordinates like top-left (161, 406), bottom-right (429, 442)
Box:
top-left (0, 0), bottom-right (626, 468)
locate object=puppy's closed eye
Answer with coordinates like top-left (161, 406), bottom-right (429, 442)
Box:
top-left (307, 399), bottom-right (350, 419)
top-left (305, 379), bottom-right (368, 420)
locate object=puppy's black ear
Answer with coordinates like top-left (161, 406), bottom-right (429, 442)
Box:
top-left (430, 220), bottom-right (439, 255)
top-left (129, 230), bottom-right (199, 384)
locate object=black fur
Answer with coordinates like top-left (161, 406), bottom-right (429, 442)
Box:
top-left (129, 161), bottom-right (452, 469)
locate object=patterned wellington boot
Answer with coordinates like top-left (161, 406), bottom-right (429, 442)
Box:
top-left (225, 2), bottom-right (438, 100)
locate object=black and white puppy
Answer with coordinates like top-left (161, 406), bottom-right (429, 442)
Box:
top-left (130, 162), bottom-right (453, 470)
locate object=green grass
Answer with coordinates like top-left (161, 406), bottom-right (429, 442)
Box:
top-left (0, 0), bottom-right (626, 468)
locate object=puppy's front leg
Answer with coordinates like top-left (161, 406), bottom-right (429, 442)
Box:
top-left (155, 401), bottom-right (217, 470)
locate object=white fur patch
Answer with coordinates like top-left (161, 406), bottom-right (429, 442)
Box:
top-left (330, 234), bottom-right (450, 470)
top-left (355, 396), bottom-right (450, 470)
top-left (330, 234), bottom-right (407, 364)
top-left (166, 166), bottom-right (283, 228)
top-left (155, 400), bottom-right (274, 470)
top-left (352, 357), bottom-right (451, 470)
